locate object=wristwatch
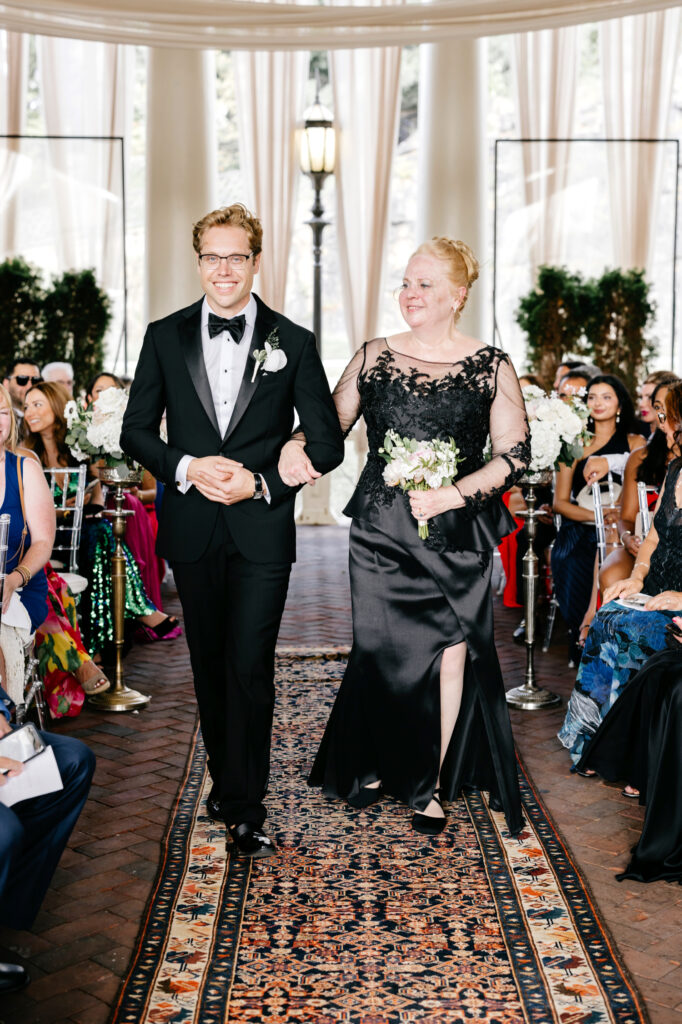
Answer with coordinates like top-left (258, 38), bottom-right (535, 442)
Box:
top-left (253, 472), bottom-right (265, 500)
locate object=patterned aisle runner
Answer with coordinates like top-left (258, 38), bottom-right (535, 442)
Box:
top-left (111, 654), bottom-right (647, 1024)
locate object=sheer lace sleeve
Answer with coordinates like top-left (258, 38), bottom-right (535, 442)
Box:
top-left (454, 354), bottom-right (530, 517)
top-left (331, 343), bottom-right (367, 439)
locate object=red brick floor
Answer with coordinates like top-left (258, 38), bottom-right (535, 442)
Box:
top-left (0, 524), bottom-right (680, 1023)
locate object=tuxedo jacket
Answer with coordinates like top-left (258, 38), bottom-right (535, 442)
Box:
top-left (121, 294), bottom-right (344, 565)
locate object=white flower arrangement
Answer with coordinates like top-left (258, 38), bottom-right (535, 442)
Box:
top-left (65, 387), bottom-right (136, 468)
top-left (523, 384), bottom-right (592, 473)
top-left (379, 430), bottom-right (464, 540)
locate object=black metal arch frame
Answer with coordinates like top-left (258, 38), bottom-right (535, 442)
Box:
top-left (492, 137), bottom-right (680, 365)
top-left (0, 133), bottom-right (128, 371)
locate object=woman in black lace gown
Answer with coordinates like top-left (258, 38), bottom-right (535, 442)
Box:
top-left (280, 238), bottom-right (530, 836)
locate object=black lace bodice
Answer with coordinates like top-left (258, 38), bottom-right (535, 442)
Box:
top-left (645, 458), bottom-right (682, 595)
top-left (334, 339), bottom-right (530, 550)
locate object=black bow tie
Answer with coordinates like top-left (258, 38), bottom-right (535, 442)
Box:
top-left (207, 312), bottom-right (246, 342)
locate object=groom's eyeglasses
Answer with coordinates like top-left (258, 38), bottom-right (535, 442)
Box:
top-left (10, 374), bottom-right (42, 386)
top-left (198, 253), bottom-right (253, 268)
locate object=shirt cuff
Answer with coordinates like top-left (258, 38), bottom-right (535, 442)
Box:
top-left (260, 474), bottom-right (271, 505)
top-left (175, 455), bottom-right (194, 493)
top-left (604, 452), bottom-right (628, 479)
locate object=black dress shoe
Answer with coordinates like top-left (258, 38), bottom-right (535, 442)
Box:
top-left (488, 794), bottom-right (503, 813)
top-left (0, 962), bottom-right (29, 994)
top-left (228, 822), bottom-right (276, 858)
top-left (347, 784), bottom-right (383, 809)
top-left (206, 796), bottom-right (225, 821)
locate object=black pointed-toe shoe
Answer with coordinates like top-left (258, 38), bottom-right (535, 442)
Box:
top-left (228, 822), bottom-right (277, 858)
top-left (411, 789), bottom-right (446, 836)
top-left (488, 794), bottom-right (503, 813)
top-left (0, 962), bottom-right (29, 994)
top-left (347, 784), bottom-right (383, 809)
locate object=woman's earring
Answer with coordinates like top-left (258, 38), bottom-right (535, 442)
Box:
top-left (616, 412), bottom-right (621, 424)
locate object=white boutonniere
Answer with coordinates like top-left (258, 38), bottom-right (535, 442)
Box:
top-left (251, 329), bottom-right (287, 382)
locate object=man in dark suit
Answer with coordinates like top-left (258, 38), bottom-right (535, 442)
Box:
top-left (121, 204), bottom-right (344, 858)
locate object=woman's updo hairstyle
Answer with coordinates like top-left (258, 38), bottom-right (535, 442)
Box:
top-left (412, 237), bottom-right (480, 322)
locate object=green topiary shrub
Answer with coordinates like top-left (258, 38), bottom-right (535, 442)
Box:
top-left (515, 265), bottom-right (589, 391)
top-left (0, 257), bottom-right (45, 373)
top-left (40, 269), bottom-right (112, 389)
top-left (582, 269), bottom-right (656, 398)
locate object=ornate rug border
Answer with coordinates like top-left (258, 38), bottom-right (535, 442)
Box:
top-left (108, 720), bottom-right (252, 1024)
top-left (465, 755), bottom-right (650, 1024)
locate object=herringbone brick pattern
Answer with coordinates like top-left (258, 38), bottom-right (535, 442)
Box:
top-left (0, 524), bottom-right (679, 1023)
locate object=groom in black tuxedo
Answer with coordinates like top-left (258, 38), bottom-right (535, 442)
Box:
top-left (121, 204), bottom-right (344, 857)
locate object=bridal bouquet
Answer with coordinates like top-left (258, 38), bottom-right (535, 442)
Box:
top-left (379, 430), bottom-right (463, 540)
top-left (523, 385), bottom-right (591, 474)
top-left (64, 387), bottom-right (135, 468)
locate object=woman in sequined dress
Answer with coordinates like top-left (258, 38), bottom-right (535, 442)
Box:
top-left (279, 238), bottom-right (530, 836)
top-left (23, 382), bottom-right (181, 660)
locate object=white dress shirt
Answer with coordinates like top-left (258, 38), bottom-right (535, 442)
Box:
top-left (175, 294), bottom-right (258, 492)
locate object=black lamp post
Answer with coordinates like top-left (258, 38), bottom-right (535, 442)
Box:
top-left (299, 85), bottom-right (336, 354)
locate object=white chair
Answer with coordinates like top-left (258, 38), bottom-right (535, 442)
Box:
top-left (44, 465), bottom-right (89, 596)
top-left (636, 481), bottom-right (656, 540)
top-left (591, 474), bottom-right (620, 566)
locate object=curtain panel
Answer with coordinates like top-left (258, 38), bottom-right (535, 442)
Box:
top-left (1, 0), bottom-right (681, 50)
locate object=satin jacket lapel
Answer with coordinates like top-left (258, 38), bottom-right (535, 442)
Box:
top-left (221, 296), bottom-right (277, 446)
top-left (180, 304), bottom-right (221, 437)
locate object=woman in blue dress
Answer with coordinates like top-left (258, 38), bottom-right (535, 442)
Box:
top-left (559, 381), bottom-right (682, 764)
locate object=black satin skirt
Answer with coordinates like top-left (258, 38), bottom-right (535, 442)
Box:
top-left (308, 517), bottom-right (524, 835)
top-left (578, 647), bottom-right (682, 884)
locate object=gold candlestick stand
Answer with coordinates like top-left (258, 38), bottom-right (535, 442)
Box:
top-left (89, 466), bottom-right (151, 712)
top-left (506, 472), bottom-right (561, 711)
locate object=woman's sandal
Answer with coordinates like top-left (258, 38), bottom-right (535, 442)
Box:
top-left (621, 785), bottom-right (640, 799)
top-left (137, 615), bottom-right (183, 642)
top-left (76, 660), bottom-right (111, 695)
top-left (412, 788), bottom-right (446, 836)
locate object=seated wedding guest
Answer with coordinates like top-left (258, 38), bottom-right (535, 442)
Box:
top-left (558, 382), bottom-right (682, 765)
top-left (518, 373), bottom-right (544, 391)
top-left (553, 359), bottom-right (598, 392)
top-left (86, 372), bottom-right (166, 607)
top-left (0, 382), bottom-right (111, 712)
top-left (551, 374), bottom-right (644, 659)
top-left (2, 358), bottom-right (41, 442)
top-left (0, 682), bottom-right (95, 992)
top-left (23, 382), bottom-right (180, 661)
top-left (637, 369), bottom-right (678, 437)
top-left (597, 376), bottom-right (680, 593)
top-left (557, 368), bottom-right (591, 400)
top-left (42, 361), bottom-right (74, 396)
top-left (576, 621), bottom-right (682, 883)
top-left (0, 384), bottom-right (53, 707)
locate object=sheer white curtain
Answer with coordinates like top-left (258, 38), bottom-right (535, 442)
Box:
top-left (512, 27), bottom-right (579, 269)
top-left (600, 9), bottom-right (681, 271)
top-left (233, 51), bottom-right (308, 310)
top-left (329, 45), bottom-right (402, 353)
top-left (36, 36), bottom-right (132, 289)
top-left (0, 31), bottom-right (28, 252)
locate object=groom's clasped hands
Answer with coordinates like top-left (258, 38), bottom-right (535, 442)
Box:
top-left (186, 454), bottom-right (254, 505)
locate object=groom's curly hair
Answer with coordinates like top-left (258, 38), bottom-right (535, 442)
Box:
top-left (193, 204), bottom-right (263, 257)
